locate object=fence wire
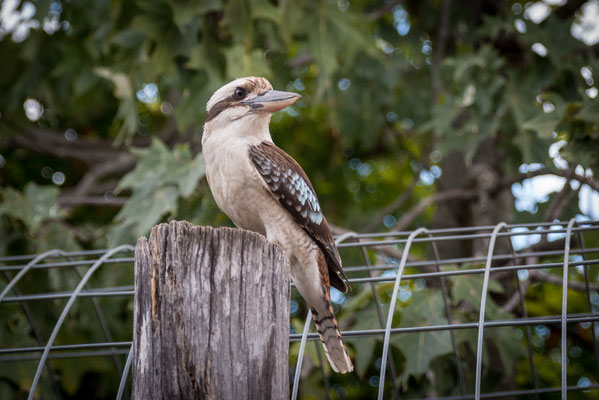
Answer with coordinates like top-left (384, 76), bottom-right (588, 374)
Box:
top-left (1, 219), bottom-right (598, 399)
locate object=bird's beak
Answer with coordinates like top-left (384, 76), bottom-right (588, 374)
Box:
top-left (243, 90), bottom-right (301, 112)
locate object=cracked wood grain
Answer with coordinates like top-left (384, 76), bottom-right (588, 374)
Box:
top-left (133, 221), bottom-right (290, 399)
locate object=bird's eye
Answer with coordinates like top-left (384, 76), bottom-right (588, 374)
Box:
top-left (233, 87), bottom-right (247, 100)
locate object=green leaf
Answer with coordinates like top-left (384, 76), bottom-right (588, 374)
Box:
top-left (37, 221), bottom-right (81, 252)
top-left (167, 150), bottom-right (206, 197)
top-left (111, 28), bottom-right (146, 49)
top-left (224, 0), bottom-right (251, 43)
top-left (118, 139), bottom-right (171, 190)
top-left (115, 185), bottom-right (178, 236)
top-left (173, 73), bottom-right (214, 132)
top-left (107, 220), bottom-right (138, 248)
top-left (114, 97), bottom-right (139, 143)
top-left (224, 45), bottom-right (271, 80)
top-left (250, 0), bottom-right (280, 23)
top-left (452, 274), bottom-right (508, 320)
top-left (0, 183), bottom-right (64, 232)
top-left (347, 336), bottom-right (376, 378)
top-left (93, 67), bottom-right (133, 99)
top-left (512, 130), bottom-right (553, 164)
top-left (348, 304), bottom-right (384, 377)
top-left (131, 14), bottom-right (167, 41)
top-left (169, 0), bottom-right (222, 30)
top-left (390, 289), bottom-right (453, 384)
top-left (521, 112), bottom-right (561, 139)
top-left (119, 139), bottom-right (205, 196)
top-left (115, 139), bottom-right (205, 240)
top-left (575, 100), bottom-right (599, 125)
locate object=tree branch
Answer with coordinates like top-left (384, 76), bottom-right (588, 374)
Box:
top-left (431, 0), bottom-right (451, 99)
top-left (502, 277), bottom-right (531, 313)
top-left (70, 153), bottom-right (135, 198)
top-left (530, 269), bottom-right (599, 291)
top-left (553, 0), bottom-right (588, 20)
top-left (1, 120), bottom-right (136, 165)
top-left (543, 171), bottom-right (582, 222)
top-left (364, 175), bottom-right (418, 232)
top-left (58, 196), bottom-right (129, 207)
top-left (391, 188), bottom-right (478, 232)
top-left (329, 223), bottom-right (419, 264)
top-left (366, 0), bottom-right (403, 20)
top-left (498, 168), bottom-right (599, 193)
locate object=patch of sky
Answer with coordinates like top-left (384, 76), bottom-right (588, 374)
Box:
top-left (421, 40), bottom-right (432, 55)
top-left (419, 169), bottom-right (435, 185)
top-left (518, 269), bottom-right (529, 281)
top-left (525, 2), bottom-right (551, 24)
top-left (52, 171), bottom-right (65, 185)
top-left (136, 83), bottom-right (159, 104)
top-left (430, 150), bottom-right (442, 163)
top-left (381, 270), bottom-right (396, 279)
top-left (23, 98), bottom-right (43, 121)
top-left (535, 324), bottom-right (551, 339)
top-left (514, 18), bottom-right (527, 33)
top-left (581, 66), bottom-right (594, 85)
top-left (290, 301), bottom-right (298, 315)
top-left (512, 3), bottom-right (523, 15)
top-left (410, 160), bottom-right (422, 172)
top-left (512, 175), bottom-right (565, 212)
top-left (392, 5), bottom-right (410, 36)
top-left (293, 78), bottom-right (305, 91)
top-left (398, 288), bottom-right (412, 302)
top-left (578, 376), bottom-right (591, 388)
top-left (510, 227), bottom-right (541, 251)
top-left (548, 223), bottom-right (567, 241)
top-left (548, 141), bottom-right (568, 169)
top-left (386, 111), bottom-right (398, 123)
top-left (532, 42), bottom-right (548, 57)
top-left (285, 107), bottom-right (299, 117)
top-left (571, 0), bottom-right (599, 45)
top-left (383, 215), bottom-right (396, 228)
top-left (330, 287), bottom-right (346, 304)
top-left (400, 117), bottom-right (414, 130)
top-left (337, 0), bottom-right (349, 12)
top-left (338, 78), bottom-right (351, 91)
top-left (375, 37), bottom-right (394, 55)
top-left (369, 376), bottom-right (380, 387)
top-left (357, 162), bottom-right (373, 177)
top-left (430, 165), bottom-right (442, 178)
top-left (65, 129), bottom-right (77, 141)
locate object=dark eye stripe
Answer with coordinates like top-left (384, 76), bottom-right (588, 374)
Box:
top-left (205, 78), bottom-right (271, 123)
top-left (205, 98), bottom-right (235, 122)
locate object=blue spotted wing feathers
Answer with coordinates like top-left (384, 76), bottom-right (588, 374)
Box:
top-left (248, 141), bottom-right (349, 293)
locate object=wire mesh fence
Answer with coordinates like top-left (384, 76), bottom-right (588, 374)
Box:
top-left (1, 219), bottom-right (598, 399)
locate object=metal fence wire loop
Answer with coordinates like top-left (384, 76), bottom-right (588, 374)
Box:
top-left (378, 227), bottom-right (428, 400)
top-left (1, 220), bottom-right (598, 399)
top-left (27, 245), bottom-right (134, 400)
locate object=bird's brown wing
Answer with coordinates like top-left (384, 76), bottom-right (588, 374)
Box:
top-left (248, 141), bottom-right (349, 293)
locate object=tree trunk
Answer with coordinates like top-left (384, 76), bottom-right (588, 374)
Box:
top-left (132, 221), bottom-right (290, 399)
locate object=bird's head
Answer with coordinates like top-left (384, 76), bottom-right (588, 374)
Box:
top-left (202, 77), bottom-right (300, 141)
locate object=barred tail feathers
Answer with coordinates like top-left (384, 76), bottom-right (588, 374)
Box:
top-left (311, 305), bottom-right (353, 374)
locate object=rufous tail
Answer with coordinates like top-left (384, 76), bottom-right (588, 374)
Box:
top-left (311, 304), bottom-right (353, 373)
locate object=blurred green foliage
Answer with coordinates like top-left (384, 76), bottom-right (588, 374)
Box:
top-left (1, 0), bottom-right (599, 398)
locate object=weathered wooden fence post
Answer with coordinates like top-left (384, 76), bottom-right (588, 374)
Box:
top-left (132, 220), bottom-right (290, 399)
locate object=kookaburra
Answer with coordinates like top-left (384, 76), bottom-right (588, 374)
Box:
top-left (202, 77), bottom-right (353, 373)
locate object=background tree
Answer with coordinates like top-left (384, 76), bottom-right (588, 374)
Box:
top-left (1, 0), bottom-right (599, 398)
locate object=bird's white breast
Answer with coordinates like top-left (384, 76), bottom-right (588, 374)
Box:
top-left (203, 135), bottom-right (270, 234)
